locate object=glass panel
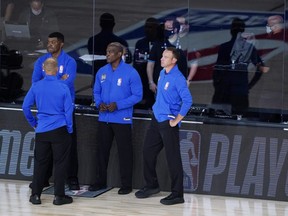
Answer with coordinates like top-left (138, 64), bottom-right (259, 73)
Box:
top-left (89, 0), bottom-right (189, 108)
top-left (0, 0), bottom-right (286, 124)
top-left (188, 0), bottom-right (285, 122)
top-left (0, 0), bottom-right (94, 103)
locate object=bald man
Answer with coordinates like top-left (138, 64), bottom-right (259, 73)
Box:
top-left (22, 58), bottom-right (73, 205)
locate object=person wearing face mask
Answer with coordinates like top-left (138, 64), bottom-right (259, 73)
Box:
top-left (266, 15), bottom-right (284, 40)
top-left (18, 0), bottom-right (59, 49)
top-left (147, 18), bottom-right (188, 103)
top-left (250, 15), bottom-right (284, 120)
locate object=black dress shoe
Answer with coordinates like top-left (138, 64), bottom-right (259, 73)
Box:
top-left (29, 194), bottom-right (41, 205)
top-left (160, 193), bottom-right (184, 205)
top-left (67, 178), bottom-right (80, 191)
top-left (88, 184), bottom-right (106, 191)
top-left (118, 187), bottom-right (132, 195)
top-left (135, 186), bottom-right (160, 198)
top-left (53, 195), bottom-right (73, 205)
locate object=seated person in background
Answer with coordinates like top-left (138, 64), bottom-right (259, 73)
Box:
top-left (18, 0), bottom-right (59, 49)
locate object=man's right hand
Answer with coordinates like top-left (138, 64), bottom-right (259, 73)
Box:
top-left (99, 103), bottom-right (108, 112)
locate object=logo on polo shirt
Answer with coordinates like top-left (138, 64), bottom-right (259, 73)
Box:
top-left (164, 82), bottom-right (169, 90)
top-left (59, 65), bottom-right (64, 74)
top-left (101, 74), bottom-right (106, 82)
top-left (117, 78), bottom-right (122, 86)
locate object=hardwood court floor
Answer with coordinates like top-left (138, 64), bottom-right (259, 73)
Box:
top-left (0, 179), bottom-right (287, 216)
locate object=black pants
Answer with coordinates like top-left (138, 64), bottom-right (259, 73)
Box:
top-left (44, 111), bottom-right (78, 183)
top-left (143, 115), bottom-right (183, 195)
top-left (67, 112), bottom-right (78, 180)
top-left (95, 122), bottom-right (133, 188)
top-left (32, 126), bottom-right (71, 196)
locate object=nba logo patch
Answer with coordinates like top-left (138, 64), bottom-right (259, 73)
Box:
top-left (59, 65), bottom-right (64, 74)
top-left (164, 82), bottom-right (169, 90)
top-left (180, 130), bottom-right (200, 192)
top-left (117, 78), bottom-right (122, 86)
top-left (101, 74), bottom-right (106, 81)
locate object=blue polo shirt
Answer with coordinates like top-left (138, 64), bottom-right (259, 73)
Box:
top-left (32, 50), bottom-right (77, 102)
top-left (93, 60), bottom-right (143, 124)
top-left (153, 65), bottom-right (192, 122)
top-left (22, 75), bottom-right (73, 133)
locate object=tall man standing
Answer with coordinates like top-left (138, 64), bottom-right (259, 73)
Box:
top-left (31, 32), bottom-right (79, 190)
top-left (135, 47), bottom-right (192, 205)
top-left (23, 58), bottom-right (73, 205)
top-left (90, 42), bottom-right (142, 194)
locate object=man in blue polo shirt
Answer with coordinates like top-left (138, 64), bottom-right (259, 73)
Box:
top-left (23, 57), bottom-right (73, 205)
top-left (135, 47), bottom-right (192, 205)
top-left (90, 42), bottom-right (142, 195)
top-left (31, 32), bottom-right (79, 191)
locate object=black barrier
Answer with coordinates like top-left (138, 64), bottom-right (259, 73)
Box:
top-left (1, 104), bottom-right (288, 201)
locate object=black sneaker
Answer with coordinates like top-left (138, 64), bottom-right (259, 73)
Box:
top-left (67, 178), bottom-right (80, 191)
top-left (135, 187), bottom-right (160, 198)
top-left (88, 184), bottom-right (106, 191)
top-left (29, 194), bottom-right (41, 205)
top-left (160, 193), bottom-right (184, 205)
top-left (53, 195), bottom-right (73, 205)
top-left (118, 187), bottom-right (132, 195)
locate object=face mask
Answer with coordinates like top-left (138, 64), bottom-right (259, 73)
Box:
top-left (164, 30), bottom-right (175, 38)
top-left (266, 26), bottom-right (272, 34)
top-left (31, 8), bottom-right (42, 16)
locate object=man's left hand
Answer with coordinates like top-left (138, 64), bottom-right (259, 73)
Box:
top-left (107, 102), bottom-right (117, 112)
top-left (169, 119), bottom-right (178, 127)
